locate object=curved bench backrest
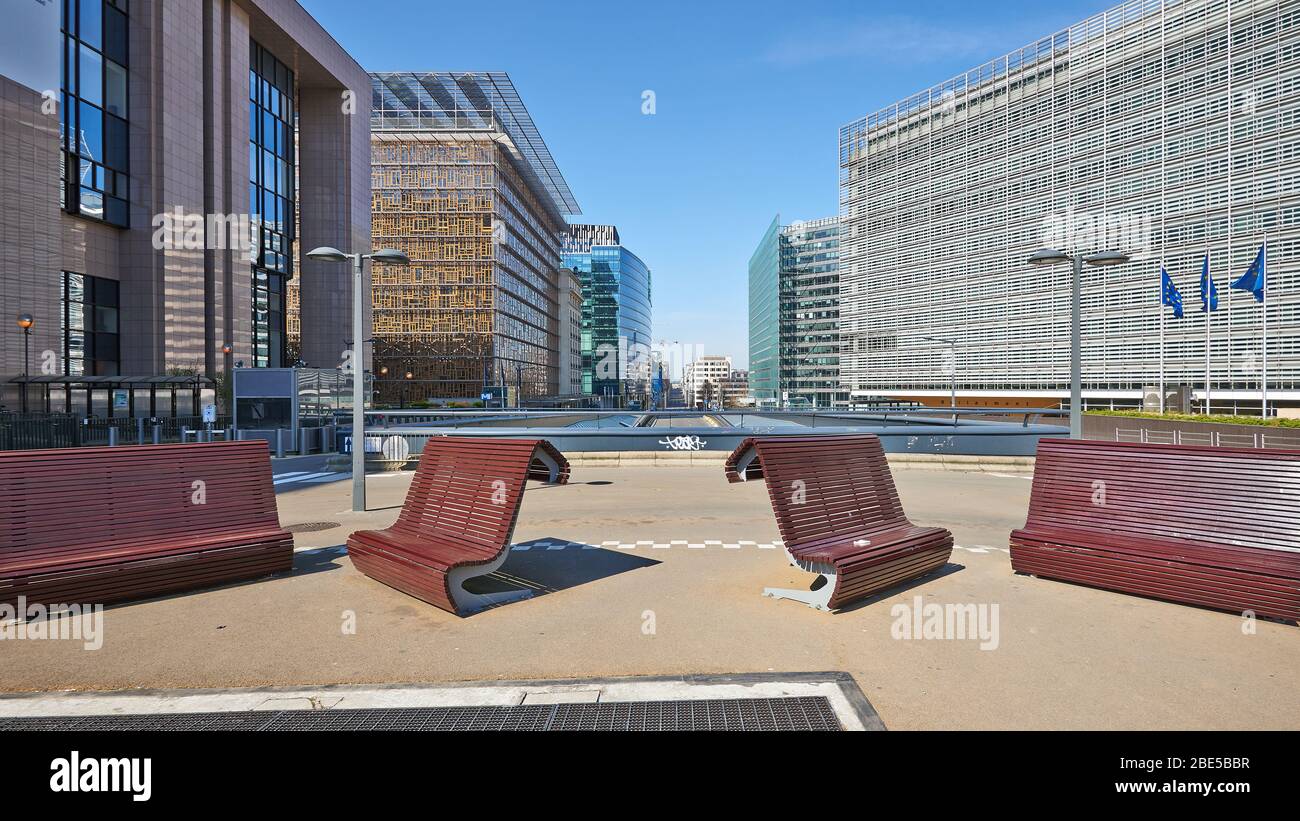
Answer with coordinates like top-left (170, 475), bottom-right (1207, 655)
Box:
top-left (725, 435), bottom-right (907, 547)
top-left (1025, 438), bottom-right (1300, 553)
top-left (0, 441), bottom-right (281, 574)
top-left (389, 437), bottom-right (568, 551)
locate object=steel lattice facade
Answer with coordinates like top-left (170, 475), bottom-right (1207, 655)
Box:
top-left (838, 0), bottom-right (1300, 411)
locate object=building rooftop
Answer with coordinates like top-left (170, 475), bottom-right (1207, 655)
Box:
top-left (838, 0), bottom-right (1166, 161)
top-left (371, 72), bottom-right (580, 216)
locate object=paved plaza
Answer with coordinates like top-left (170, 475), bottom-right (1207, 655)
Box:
top-left (3, 463), bottom-right (1296, 731)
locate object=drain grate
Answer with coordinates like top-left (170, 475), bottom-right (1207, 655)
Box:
top-left (283, 521), bottom-right (340, 533)
top-left (0, 697), bottom-right (840, 732)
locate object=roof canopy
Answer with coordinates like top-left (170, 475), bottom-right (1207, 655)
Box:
top-left (370, 72), bottom-right (580, 217)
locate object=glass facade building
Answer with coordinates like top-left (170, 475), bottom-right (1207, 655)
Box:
top-left (61, 0), bottom-right (130, 227)
top-left (562, 224), bottom-right (654, 406)
top-left (748, 215), bottom-right (843, 405)
top-left (248, 41), bottom-right (295, 369)
top-left (2, 0), bottom-right (369, 403)
top-left (748, 216), bottom-right (781, 401)
top-left (779, 217), bottom-right (843, 407)
top-left (368, 72), bottom-right (579, 404)
top-left (838, 0), bottom-right (1300, 411)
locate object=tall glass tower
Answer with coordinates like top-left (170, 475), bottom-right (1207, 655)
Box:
top-left (562, 225), bottom-right (653, 407)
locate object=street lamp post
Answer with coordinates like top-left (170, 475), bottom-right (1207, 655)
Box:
top-left (1027, 248), bottom-right (1130, 439)
top-left (306, 246), bottom-right (410, 512)
top-left (16, 313), bottom-right (33, 413)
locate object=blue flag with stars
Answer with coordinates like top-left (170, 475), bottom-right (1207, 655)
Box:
top-left (1232, 243), bottom-right (1266, 303)
top-left (1199, 254), bottom-right (1218, 313)
top-left (1161, 266), bottom-right (1184, 319)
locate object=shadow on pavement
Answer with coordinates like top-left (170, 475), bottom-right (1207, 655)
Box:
top-left (466, 539), bottom-right (660, 601)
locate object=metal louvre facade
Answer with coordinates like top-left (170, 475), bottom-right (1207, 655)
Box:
top-left (838, 0), bottom-right (1300, 408)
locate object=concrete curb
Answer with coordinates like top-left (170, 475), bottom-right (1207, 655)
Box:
top-left (561, 451), bottom-right (1034, 472)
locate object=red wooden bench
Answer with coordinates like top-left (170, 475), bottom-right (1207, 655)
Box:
top-left (0, 441), bottom-right (293, 608)
top-left (347, 437), bottom-right (570, 615)
top-left (725, 435), bottom-right (954, 611)
top-left (1010, 438), bottom-right (1300, 621)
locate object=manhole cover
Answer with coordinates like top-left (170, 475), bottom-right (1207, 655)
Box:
top-left (284, 521), bottom-right (340, 533)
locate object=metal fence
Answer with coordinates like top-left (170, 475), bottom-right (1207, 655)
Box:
top-left (0, 413), bottom-right (81, 450)
top-left (1114, 427), bottom-right (1300, 450)
top-left (0, 413), bottom-right (237, 450)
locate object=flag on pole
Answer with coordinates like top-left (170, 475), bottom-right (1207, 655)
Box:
top-left (1232, 243), bottom-right (1266, 302)
top-left (1161, 266), bottom-right (1184, 318)
top-left (1199, 254), bottom-right (1219, 312)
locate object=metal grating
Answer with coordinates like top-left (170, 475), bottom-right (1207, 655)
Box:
top-left (0, 697), bottom-right (840, 732)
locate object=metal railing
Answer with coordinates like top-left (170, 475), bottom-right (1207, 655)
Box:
top-left (361, 406), bottom-right (1070, 431)
top-left (0, 413), bottom-right (236, 450)
top-left (1114, 427), bottom-right (1300, 450)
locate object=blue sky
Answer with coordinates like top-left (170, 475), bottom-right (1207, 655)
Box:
top-left (303, 0), bottom-right (1110, 368)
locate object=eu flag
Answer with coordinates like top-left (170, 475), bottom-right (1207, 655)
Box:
top-left (1232, 243), bottom-right (1266, 303)
top-left (1199, 254), bottom-right (1218, 313)
top-left (1161, 266), bottom-right (1184, 319)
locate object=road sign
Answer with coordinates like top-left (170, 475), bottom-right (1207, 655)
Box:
top-left (202, 404), bottom-right (217, 424)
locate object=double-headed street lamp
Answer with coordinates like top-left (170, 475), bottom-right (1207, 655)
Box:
top-left (1027, 248), bottom-right (1131, 439)
top-left (306, 245), bottom-right (410, 512)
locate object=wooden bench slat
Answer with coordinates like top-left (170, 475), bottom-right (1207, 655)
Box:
top-left (1009, 438), bottom-right (1300, 621)
top-left (346, 437), bottom-right (569, 615)
top-left (724, 435), bottom-right (953, 611)
top-left (0, 441), bottom-right (293, 607)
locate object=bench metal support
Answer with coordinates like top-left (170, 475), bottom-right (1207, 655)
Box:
top-left (762, 547), bottom-right (837, 611)
top-left (446, 548), bottom-right (533, 614)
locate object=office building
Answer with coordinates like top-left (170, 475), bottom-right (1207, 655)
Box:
top-left (748, 215), bottom-right (845, 407)
top-left (720, 368), bottom-right (752, 408)
top-left (558, 267), bottom-right (583, 398)
top-left (1, 0), bottom-right (369, 415)
top-left (366, 72), bottom-right (579, 404)
top-left (838, 0), bottom-right (1298, 412)
top-left (561, 223), bottom-right (653, 406)
top-left (683, 354), bottom-right (732, 408)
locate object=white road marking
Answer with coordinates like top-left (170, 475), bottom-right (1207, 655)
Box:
top-left (953, 543), bottom-right (1010, 554)
top-left (274, 471), bottom-right (337, 486)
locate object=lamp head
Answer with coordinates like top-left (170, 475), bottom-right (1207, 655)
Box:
top-left (1027, 248), bottom-right (1071, 267)
top-left (370, 248), bottom-right (411, 265)
top-left (306, 246), bottom-right (350, 263)
top-left (16, 313), bottom-right (34, 330)
top-left (1084, 250), bottom-right (1131, 267)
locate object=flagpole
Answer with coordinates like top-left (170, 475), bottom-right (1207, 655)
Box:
top-left (1159, 263), bottom-right (1165, 414)
top-left (1205, 248), bottom-right (1211, 415)
top-left (1262, 237), bottom-right (1269, 417)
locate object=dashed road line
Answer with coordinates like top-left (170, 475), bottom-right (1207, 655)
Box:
top-left (293, 539), bottom-right (1008, 555)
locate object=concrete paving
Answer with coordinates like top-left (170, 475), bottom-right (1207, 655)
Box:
top-left (2, 465), bottom-right (1296, 730)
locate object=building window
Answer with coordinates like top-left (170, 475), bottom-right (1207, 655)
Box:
top-left (63, 272), bottom-right (120, 376)
top-left (61, 0), bottom-right (129, 227)
top-left (249, 40), bottom-right (295, 368)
